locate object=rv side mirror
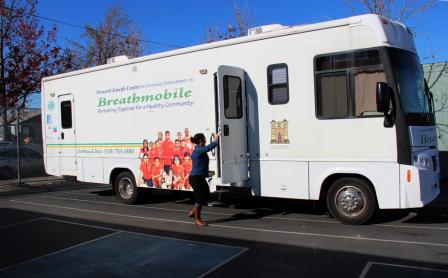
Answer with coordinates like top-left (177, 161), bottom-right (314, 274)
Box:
top-left (376, 82), bottom-right (391, 113)
top-left (376, 82), bottom-right (394, 128)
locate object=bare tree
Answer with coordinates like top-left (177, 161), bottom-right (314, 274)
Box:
top-left (206, 1), bottom-right (253, 43)
top-left (344, 0), bottom-right (436, 22)
top-left (70, 2), bottom-right (147, 67)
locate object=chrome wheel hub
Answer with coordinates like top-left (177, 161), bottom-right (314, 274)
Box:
top-left (335, 186), bottom-right (365, 217)
top-left (118, 178), bottom-right (133, 199)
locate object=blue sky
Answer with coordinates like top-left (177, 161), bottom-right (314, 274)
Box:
top-left (37, 0), bottom-right (447, 59)
top-left (29, 0), bottom-right (447, 107)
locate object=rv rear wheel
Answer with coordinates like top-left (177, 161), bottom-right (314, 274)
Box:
top-left (115, 171), bottom-right (138, 205)
top-left (326, 177), bottom-right (376, 225)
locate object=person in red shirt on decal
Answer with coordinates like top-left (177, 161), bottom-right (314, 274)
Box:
top-left (148, 141), bottom-right (156, 163)
top-left (173, 139), bottom-right (182, 158)
top-left (151, 157), bottom-right (164, 188)
top-left (171, 155), bottom-right (184, 190)
top-left (162, 130), bottom-right (174, 174)
top-left (182, 152), bottom-right (192, 190)
top-left (177, 131), bottom-right (182, 142)
top-left (157, 131), bottom-right (163, 142)
top-left (154, 140), bottom-right (163, 161)
top-left (183, 128), bottom-right (192, 149)
top-left (180, 140), bottom-right (191, 158)
top-left (139, 154), bottom-right (153, 187)
top-left (138, 139), bottom-right (150, 159)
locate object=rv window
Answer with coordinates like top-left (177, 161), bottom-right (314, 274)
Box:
top-left (316, 72), bottom-right (349, 118)
top-left (316, 53), bottom-right (350, 71)
top-left (223, 76), bottom-right (242, 119)
top-left (353, 50), bottom-right (381, 67)
top-left (354, 69), bottom-right (387, 116)
top-left (316, 50), bottom-right (381, 71)
top-left (60, 100), bottom-right (72, 129)
top-left (267, 64), bottom-right (289, 105)
top-left (315, 49), bottom-right (387, 119)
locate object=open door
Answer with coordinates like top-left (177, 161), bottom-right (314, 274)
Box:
top-left (216, 65), bottom-right (249, 184)
top-left (58, 94), bottom-right (77, 175)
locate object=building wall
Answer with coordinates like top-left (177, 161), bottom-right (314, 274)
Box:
top-left (423, 62), bottom-right (448, 179)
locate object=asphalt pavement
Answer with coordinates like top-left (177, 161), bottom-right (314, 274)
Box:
top-left (0, 180), bottom-right (447, 277)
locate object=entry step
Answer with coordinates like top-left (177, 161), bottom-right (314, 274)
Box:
top-left (211, 186), bottom-right (252, 205)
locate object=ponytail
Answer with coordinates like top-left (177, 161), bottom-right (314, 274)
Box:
top-left (191, 133), bottom-right (205, 145)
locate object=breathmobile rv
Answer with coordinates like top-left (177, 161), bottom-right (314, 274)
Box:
top-left (41, 14), bottom-right (440, 224)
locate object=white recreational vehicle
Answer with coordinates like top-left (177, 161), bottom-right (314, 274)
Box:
top-left (41, 14), bottom-right (440, 224)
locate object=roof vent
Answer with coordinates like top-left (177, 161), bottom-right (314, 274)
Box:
top-left (107, 55), bottom-right (129, 64)
top-left (248, 24), bottom-right (289, 36)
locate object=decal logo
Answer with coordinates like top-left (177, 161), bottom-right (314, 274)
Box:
top-left (420, 135), bottom-right (437, 145)
top-left (270, 119), bottom-right (290, 144)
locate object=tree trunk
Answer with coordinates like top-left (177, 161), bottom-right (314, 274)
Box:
top-left (0, 12), bottom-right (8, 141)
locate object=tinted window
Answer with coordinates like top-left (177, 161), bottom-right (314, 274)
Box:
top-left (316, 50), bottom-right (381, 71)
top-left (268, 64), bottom-right (289, 105)
top-left (316, 53), bottom-right (350, 71)
top-left (223, 76), bottom-right (242, 119)
top-left (60, 100), bottom-right (72, 129)
top-left (388, 48), bottom-right (429, 113)
top-left (353, 50), bottom-right (381, 67)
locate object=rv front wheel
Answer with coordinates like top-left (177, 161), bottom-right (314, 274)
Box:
top-left (115, 171), bottom-right (138, 205)
top-left (326, 178), bottom-right (376, 225)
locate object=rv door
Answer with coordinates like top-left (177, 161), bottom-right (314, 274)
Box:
top-left (216, 65), bottom-right (249, 184)
top-left (58, 94), bottom-right (77, 175)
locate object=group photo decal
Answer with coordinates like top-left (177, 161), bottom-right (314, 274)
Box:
top-left (138, 128), bottom-right (195, 190)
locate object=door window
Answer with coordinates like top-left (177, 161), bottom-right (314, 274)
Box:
top-left (223, 76), bottom-right (242, 119)
top-left (60, 100), bottom-right (72, 129)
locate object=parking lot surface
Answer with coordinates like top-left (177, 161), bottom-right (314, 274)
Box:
top-left (0, 182), bottom-right (447, 277)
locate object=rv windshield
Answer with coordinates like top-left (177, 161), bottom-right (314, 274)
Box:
top-left (388, 48), bottom-right (430, 114)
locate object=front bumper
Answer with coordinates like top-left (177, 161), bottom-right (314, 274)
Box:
top-left (400, 164), bottom-right (440, 209)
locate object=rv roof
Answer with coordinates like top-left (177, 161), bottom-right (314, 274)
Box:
top-left (42, 14), bottom-right (408, 82)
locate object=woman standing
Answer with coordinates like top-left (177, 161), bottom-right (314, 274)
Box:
top-left (171, 155), bottom-right (184, 190)
top-left (138, 139), bottom-right (150, 159)
top-left (188, 132), bottom-right (219, 226)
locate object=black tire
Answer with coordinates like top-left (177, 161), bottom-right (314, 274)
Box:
top-left (326, 177), bottom-right (376, 225)
top-left (114, 171), bottom-right (139, 205)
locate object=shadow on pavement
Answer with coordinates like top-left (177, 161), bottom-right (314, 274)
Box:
top-left (85, 183), bottom-right (448, 226)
